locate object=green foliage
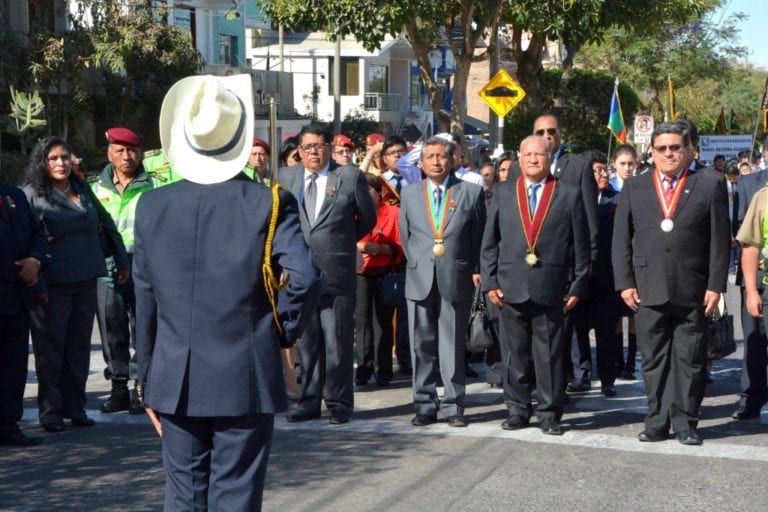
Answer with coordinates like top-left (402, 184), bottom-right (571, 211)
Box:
top-left (4, 87), bottom-right (48, 154)
top-left (72, 1), bottom-right (205, 144)
top-left (504, 69), bottom-right (641, 152)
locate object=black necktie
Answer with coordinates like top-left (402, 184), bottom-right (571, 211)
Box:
top-left (305, 174), bottom-right (318, 224)
top-left (393, 175), bottom-right (403, 195)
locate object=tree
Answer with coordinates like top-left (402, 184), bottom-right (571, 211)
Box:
top-left (261, 0), bottom-right (504, 134)
top-left (262, 0), bottom-right (717, 139)
top-left (73, 1), bottom-right (205, 143)
top-left (575, 8), bottom-right (749, 124)
top-left (504, 69), bottom-right (640, 152)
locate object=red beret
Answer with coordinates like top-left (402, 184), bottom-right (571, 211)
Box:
top-left (252, 137), bottom-right (270, 155)
top-left (332, 134), bottom-right (355, 149)
top-left (105, 127), bottom-right (142, 148)
top-left (365, 133), bottom-right (385, 146)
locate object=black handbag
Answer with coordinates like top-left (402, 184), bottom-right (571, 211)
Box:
top-left (377, 269), bottom-right (406, 306)
top-left (706, 299), bottom-right (736, 361)
top-left (466, 284), bottom-right (494, 353)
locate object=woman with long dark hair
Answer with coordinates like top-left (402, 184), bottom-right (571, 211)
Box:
top-left (23, 136), bottom-right (129, 432)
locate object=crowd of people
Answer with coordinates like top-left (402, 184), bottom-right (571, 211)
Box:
top-left (1, 71), bottom-right (768, 508)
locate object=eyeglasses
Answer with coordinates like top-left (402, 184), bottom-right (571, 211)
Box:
top-left (534, 128), bottom-right (558, 136)
top-left (299, 143), bottom-right (328, 152)
top-left (652, 144), bottom-right (684, 154)
top-left (384, 149), bottom-right (407, 157)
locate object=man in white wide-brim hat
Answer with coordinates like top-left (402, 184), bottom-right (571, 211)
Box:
top-left (133, 73), bottom-right (321, 510)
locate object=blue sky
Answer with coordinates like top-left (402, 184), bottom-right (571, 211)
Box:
top-left (712, 0), bottom-right (768, 69)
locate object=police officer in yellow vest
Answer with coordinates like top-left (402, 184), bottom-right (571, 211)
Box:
top-left (90, 127), bottom-right (154, 414)
top-left (735, 185), bottom-right (768, 420)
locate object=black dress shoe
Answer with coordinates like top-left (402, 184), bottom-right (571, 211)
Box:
top-left (676, 430), bottom-right (702, 446)
top-left (41, 419), bottom-right (66, 433)
top-left (69, 415), bottom-right (95, 427)
top-left (411, 414), bottom-right (437, 427)
top-left (732, 407), bottom-right (761, 420)
top-left (601, 385), bottom-right (617, 397)
top-left (619, 369), bottom-right (636, 380)
top-left (329, 410), bottom-right (350, 425)
top-left (465, 362), bottom-right (479, 378)
top-left (374, 373), bottom-right (391, 388)
top-left (566, 380), bottom-right (591, 393)
top-left (286, 410), bottom-right (321, 423)
top-left (0, 425), bottom-right (43, 446)
top-left (446, 415), bottom-right (467, 427)
top-left (501, 416), bottom-right (530, 431)
top-left (637, 428), bottom-right (668, 442)
top-left (539, 418), bottom-right (563, 436)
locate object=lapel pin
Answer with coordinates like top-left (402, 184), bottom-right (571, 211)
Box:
top-left (326, 186), bottom-right (336, 197)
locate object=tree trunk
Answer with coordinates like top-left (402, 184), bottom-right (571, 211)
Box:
top-left (404, 19), bottom-right (450, 133)
top-left (511, 30), bottom-right (545, 114)
top-left (552, 43), bottom-right (581, 117)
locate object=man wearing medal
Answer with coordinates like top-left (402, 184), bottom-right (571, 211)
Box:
top-left (612, 122), bottom-right (729, 446)
top-left (399, 137), bottom-right (486, 428)
top-left (480, 135), bottom-right (590, 436)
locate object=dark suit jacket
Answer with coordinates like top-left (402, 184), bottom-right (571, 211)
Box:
top-left (275, 163), bottom-right (376, 296)
top-left (612, 168), bottom-right (730, 308)
top-left (0, 184), bottom-right (48, 313)
top-left (594, 184), bottom-right (621, 289)
top-left (511, 151), bottom-right (598, 261)
top-left (133, 176), bottom-right (322, 417)
top-left (481, 177), bottom-right (590, 306)
top-left (733, 169), bottom-right (768, 288)
top-left (22, 178), bottom-right (128, 285)
top-left (399, 175), bottom-right (486, 303)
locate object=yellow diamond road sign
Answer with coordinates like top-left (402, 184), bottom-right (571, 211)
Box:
top-left (479, 70), bottom-right (526, 118)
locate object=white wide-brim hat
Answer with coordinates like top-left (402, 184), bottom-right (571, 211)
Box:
top-left (159, 74), bottom-right (254, 184)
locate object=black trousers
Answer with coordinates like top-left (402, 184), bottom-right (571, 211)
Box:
top-left (29, 279), bottom-right (97, 422)
top-left (635, 303), bottom-right (707, 434)
top-left (354, 275), bottom-right (395, 381)
top-left (591, 285), bottom-right (620, 387)
top-left (739, 287), bottom-right (768, 410)
top-left (160, 413), bottom-right (274, 512)
top-left (497, 300), bottom-right (565, 421)
top-left (296, 293), bottom-right (355, 415)
top-left (567, 299), bottom-right (592, 383)
top-left (96, 256), bottom-right (136, 381)
top-left (0, 308), bottom-right (30, 425)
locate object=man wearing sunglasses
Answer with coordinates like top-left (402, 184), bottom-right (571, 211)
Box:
top-left (275, 124), bottom-right (376, 425)
top-left (612, 122), bottom-right (729, 446)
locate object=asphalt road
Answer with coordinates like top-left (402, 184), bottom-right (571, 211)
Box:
top-left (1, 283), bottom-right (766, 511)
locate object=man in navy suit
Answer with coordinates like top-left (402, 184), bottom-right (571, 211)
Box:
top-left (0, 184), bottom-right (47, 446)
top-left (134, 74), bottom-right (321, 510)
top-left (612, 122), bottom-right (729, 445)
top-left (481, 135), bottom-right (590, 435)
top-left (275, 124), bottom-right (376, 425)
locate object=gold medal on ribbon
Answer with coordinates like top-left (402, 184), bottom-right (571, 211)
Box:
top-left (516, 176), bottom-right (556, 268)
top-left (424, 184), bottom-right (451, 258)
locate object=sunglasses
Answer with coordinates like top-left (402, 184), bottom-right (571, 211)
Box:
top-left (534, 128), bottom-right (558, 136)
top-left (652, 144), bottom-right (684, 154)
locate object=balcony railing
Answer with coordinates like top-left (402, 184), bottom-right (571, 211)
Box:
top-left (364, 93), bottom-right (403, 111)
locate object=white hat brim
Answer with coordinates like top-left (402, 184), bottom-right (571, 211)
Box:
top-left (159, 74), bottom-right (254, 185)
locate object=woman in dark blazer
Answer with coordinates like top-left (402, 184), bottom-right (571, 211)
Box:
top-left (23, 136), bottom-right (129, 432)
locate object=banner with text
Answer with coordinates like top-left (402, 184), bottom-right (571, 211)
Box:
top-left (699, 135), bottom-right (753, 162)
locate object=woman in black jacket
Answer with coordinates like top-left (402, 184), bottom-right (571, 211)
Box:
top-left (23, 136), bottom-right (129, 432)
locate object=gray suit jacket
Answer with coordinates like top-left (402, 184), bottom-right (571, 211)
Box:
top-left (275, 163), bottom-right (376, 296)
top-left (399, 175), bottom-right (486, 303)
top-left (23, 178), bottom-right (128, 285)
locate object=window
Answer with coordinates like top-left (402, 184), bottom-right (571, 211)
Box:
top-left (219, 35), bottom-right (235, 66)
top-left (368, 65), bottom-right (388, 94)
top-left (328, 58), bottom-right (359, 96)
